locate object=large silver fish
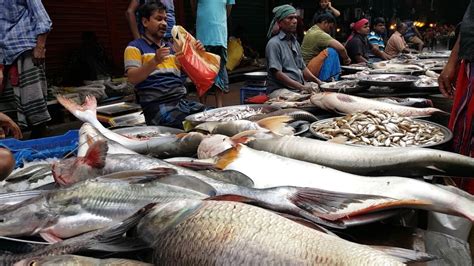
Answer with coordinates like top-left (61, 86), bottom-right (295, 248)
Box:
top-left (14, 255), bottom-right (152, 266)
top-left (214, 144), bottom-right (474, 222)
top-left (57, 96), bottom-right (204, 157)
top-left (137, 199), bottom-right (429, 265)
top-left (310, 92), bottom-right (446, 117)
top-left (245, 135), bottom-right (474, 177)
top-left (0, 171), bottom-right (210, 241)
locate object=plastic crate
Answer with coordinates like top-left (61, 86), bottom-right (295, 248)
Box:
top-left (0, 130), bottom-right (79, 168)
top-left (240, 86), bottom-right (267, 104)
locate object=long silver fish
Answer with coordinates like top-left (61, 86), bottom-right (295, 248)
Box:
top-left (245, 135), bottom-right (474, 177)
top-left (0, 171), bottom-right (210, 241)
top-left (310, 92), bottom-right (446, 117)
top-left (137, 199), bottom-right (429, 265)
top-left (214, 144), bottom-right (474, 221)
top-left (57, 96), bottom-right (204, 157)
top-left (14, 255), bottom-right (153, 266)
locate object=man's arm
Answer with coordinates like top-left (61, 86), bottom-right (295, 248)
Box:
top-left (438, 35), bottom-right (460, 98)
top-left (370, 43), bottom-right (391, 60)
top-left (328, 39), bottom-right (351, 65)
top-left (126, 0), bottom-right (141, 40)
top-left (303, 67), bottom-right (321, 84)
top-left (0, 112), bottom-right (22, 139)
top-left (27, 0), bottom-right (52, 66)
top-left (226, 5), bottom-right (233, 17)
top-left (273, 70), bottom-right (307, 92)
top-left (126, 47), bottom-right (170, 84)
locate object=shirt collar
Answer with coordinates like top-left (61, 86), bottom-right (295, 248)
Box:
top-left (142, 34), bottom-right (164, 48)
top-left (278, 31), bottom-right (295, 41)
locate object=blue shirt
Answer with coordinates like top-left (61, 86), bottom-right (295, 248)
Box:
top-left (0, 0), bottom-right (52, 65)
top-left (138, 0), bottom-right (175, 39)
top-left (368, 31), bottom-right (385, 51)
top-left (404, 21), bottom-right (416, 39)
top-left (266, 31), bottom-right (306, 93)
top-left (196, 0), bottom-right (235, 48)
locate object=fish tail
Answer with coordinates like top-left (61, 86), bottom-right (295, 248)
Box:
top-left (257, 115), bottom-right (294, 135)
top-left (57, 95), bottom-right (98, 124)
top-left (215, 145), bottom-right (241, 170)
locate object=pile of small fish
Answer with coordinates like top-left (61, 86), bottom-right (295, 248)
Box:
top-left (191, 106), bottom-right (264, 122)
top-left (312, 110), bottom-right (445, 147)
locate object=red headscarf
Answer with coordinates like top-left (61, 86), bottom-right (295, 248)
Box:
top-left (346, 18), bottom-right (369, 43)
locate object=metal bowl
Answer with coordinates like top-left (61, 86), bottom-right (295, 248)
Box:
top-left (185, 104), bottom-right (280, 126)
top-left (112, 126), bottom-right (183, 137)
top-left (309, 117), bottom-right (452, 148)
top-left (358, 74), bottom-right (420, 87)
top-left (368, 69), bottom-right (425, 76)
top-left (341, 65), bottom-right (368, 74)
top-left (243, 71), bottom-right (267, 81)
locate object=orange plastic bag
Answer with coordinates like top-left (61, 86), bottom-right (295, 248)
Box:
top-left (172, 26), bottom-right (220, 97)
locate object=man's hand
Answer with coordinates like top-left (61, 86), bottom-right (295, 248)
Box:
top-left (33, 44), bottom-right (46, 66)
top-left (0, 112), bottom-right (22, 139)
top-left (327, 1), bottom-right (332, 8)
top-left (153, 46), bottom-right (171, 65)
top-left (438, 63), bottom-right (457, 99)
top-left (342, 57), bottom-right (351, 65)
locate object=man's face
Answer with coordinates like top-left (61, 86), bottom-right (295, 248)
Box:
top-left (143, 9), bottom-right (167, 39)
top-left (399, 24), bottom-right (408, 35)
top-left (358, 23), bottom-right (370, 36)
top-left (278, 13), bottom-right (298, 33)
top-left (374, 23), bottom-right (385, 34)
top-left (320, 0), bottom-right (329, 9)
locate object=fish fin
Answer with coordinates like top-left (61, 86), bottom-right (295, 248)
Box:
top-left (170, 161), bottom-right (217, 171)
top-left (230, 131), bottom-right (257, 144)
top-left (83, 140), bottom-right (108, 169)
top-left (276, 212), bottom-right (338, 236)
top-left (0, 190), bottom-right (46, 208)
top-left (328, 135), bottom-right (348, 144)
top-left (175, 133), bottom-right (188, 139)
top-left (99, 169), bottom-right (178, 183)
top-left (57, 95), bottom-right (98, 124)
top-left (0, 236), bottom-right (51, 245)
top-left (370, 246), bottom-right (438, 263)
top-left (40, 231), bottom-right (63, 243)
top-left (215, 146), bottom-right (241, 170)
top-left (425, 165), bottom-right (446, 174)
top-left (156, 175), bottom-right (217, 196)
top-left (257, 115), bottom-right (294, 135)
top-left (340, 209), bottom-right (403, 227)
top-left (289, 187), bottom-right (390, 220)
top-left (86, 134), bottom-right (95, 146)
top-left (194, 122), bottom-right (220, 133)
top-left (209, 194), bottom-right (345, 229)
top-left (199, 169), bottom-right (255, 188)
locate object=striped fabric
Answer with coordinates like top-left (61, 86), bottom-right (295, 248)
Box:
top-left (0, 0), bottom-right (52, 65)
top-left (124, 38), bottom-right (187, 103)
top-left (368, 31), bottom-right (385, 51)
top-left (449, 61), bottom-right (474, 193)
top-left (0, 51), bottom-right (50, 127)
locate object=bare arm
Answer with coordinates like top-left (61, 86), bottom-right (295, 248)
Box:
top-left (127, 47), bottom-right (170, 84)
top-left (438, 35), bottom-right (460, 98)
top-left (274, 70), bottom-right (306, 92)
top-left (33, 33), bottom-right (48, 66)
top-left (328, 39), bottom-right (351, 65)
top-left (327, 2), bottom-right (340, 17)
top-left (303, 68), bottom-right (322, 84)
top-left (370, 44), bottom-right (391, 60)
top-left (126, 0), bottom-right (141, 40)
top-left (354, 54), bottom-right (368, 64)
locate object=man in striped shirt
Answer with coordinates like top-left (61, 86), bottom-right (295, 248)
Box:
top-left (368, 17), bottom-right (391, 61)
top-left (124, 2), bottom-right (206, 129)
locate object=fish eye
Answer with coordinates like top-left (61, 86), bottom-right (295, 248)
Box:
top-left (0, 218), bottom-right (4, 223)
top-left (28, 261), bottom-right (37, 266)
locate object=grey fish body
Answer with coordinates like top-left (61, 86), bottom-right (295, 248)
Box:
top-left (14, 255), bottom-right (153, 266)
top-left (0, 177), bottom-right (208, 239)
top-left (137, 200), bottom-right (404, 265)
top-left (248, 135), bottom-right (474, 177)
top-left (248, 108), bottom-right (318, 122)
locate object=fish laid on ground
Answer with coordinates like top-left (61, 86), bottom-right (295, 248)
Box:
top-left (0, 171), bottom-right (210, 241)
top-left (247, 108), bottom-right (318, 122)
top-left (137, 199), bottom-right (431, 265)
top-left (14, 255), bottom-right (153, 266)
top-left (1, 205), bottom-right (153, 265)
top-left (310, 92), bottom-right (446, 117)
top-left (214, 143), bottom-right (474, 221)
top-left (57, 95), bottom-right (204, 157)
top-left (194, 116), bottom-right (293, 137)
top-left (373, 97), bottom-right (434, 108)
top-left (199, 134), bottom-right (474, 177)
top-left (0, 161), bottom-right (55, 193)
top-left (53, 140), bottom-right (376, 229)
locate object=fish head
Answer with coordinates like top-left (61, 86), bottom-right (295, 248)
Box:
top-left (52, 157), bottom-right (103, 186)
top-left (0, 198), bottom-right (55, 237)
top-left (197, 134), bottom-right (235, 159)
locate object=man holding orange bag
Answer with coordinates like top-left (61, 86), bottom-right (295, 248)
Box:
top-left (124, 2), bottom-right (206, 129)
